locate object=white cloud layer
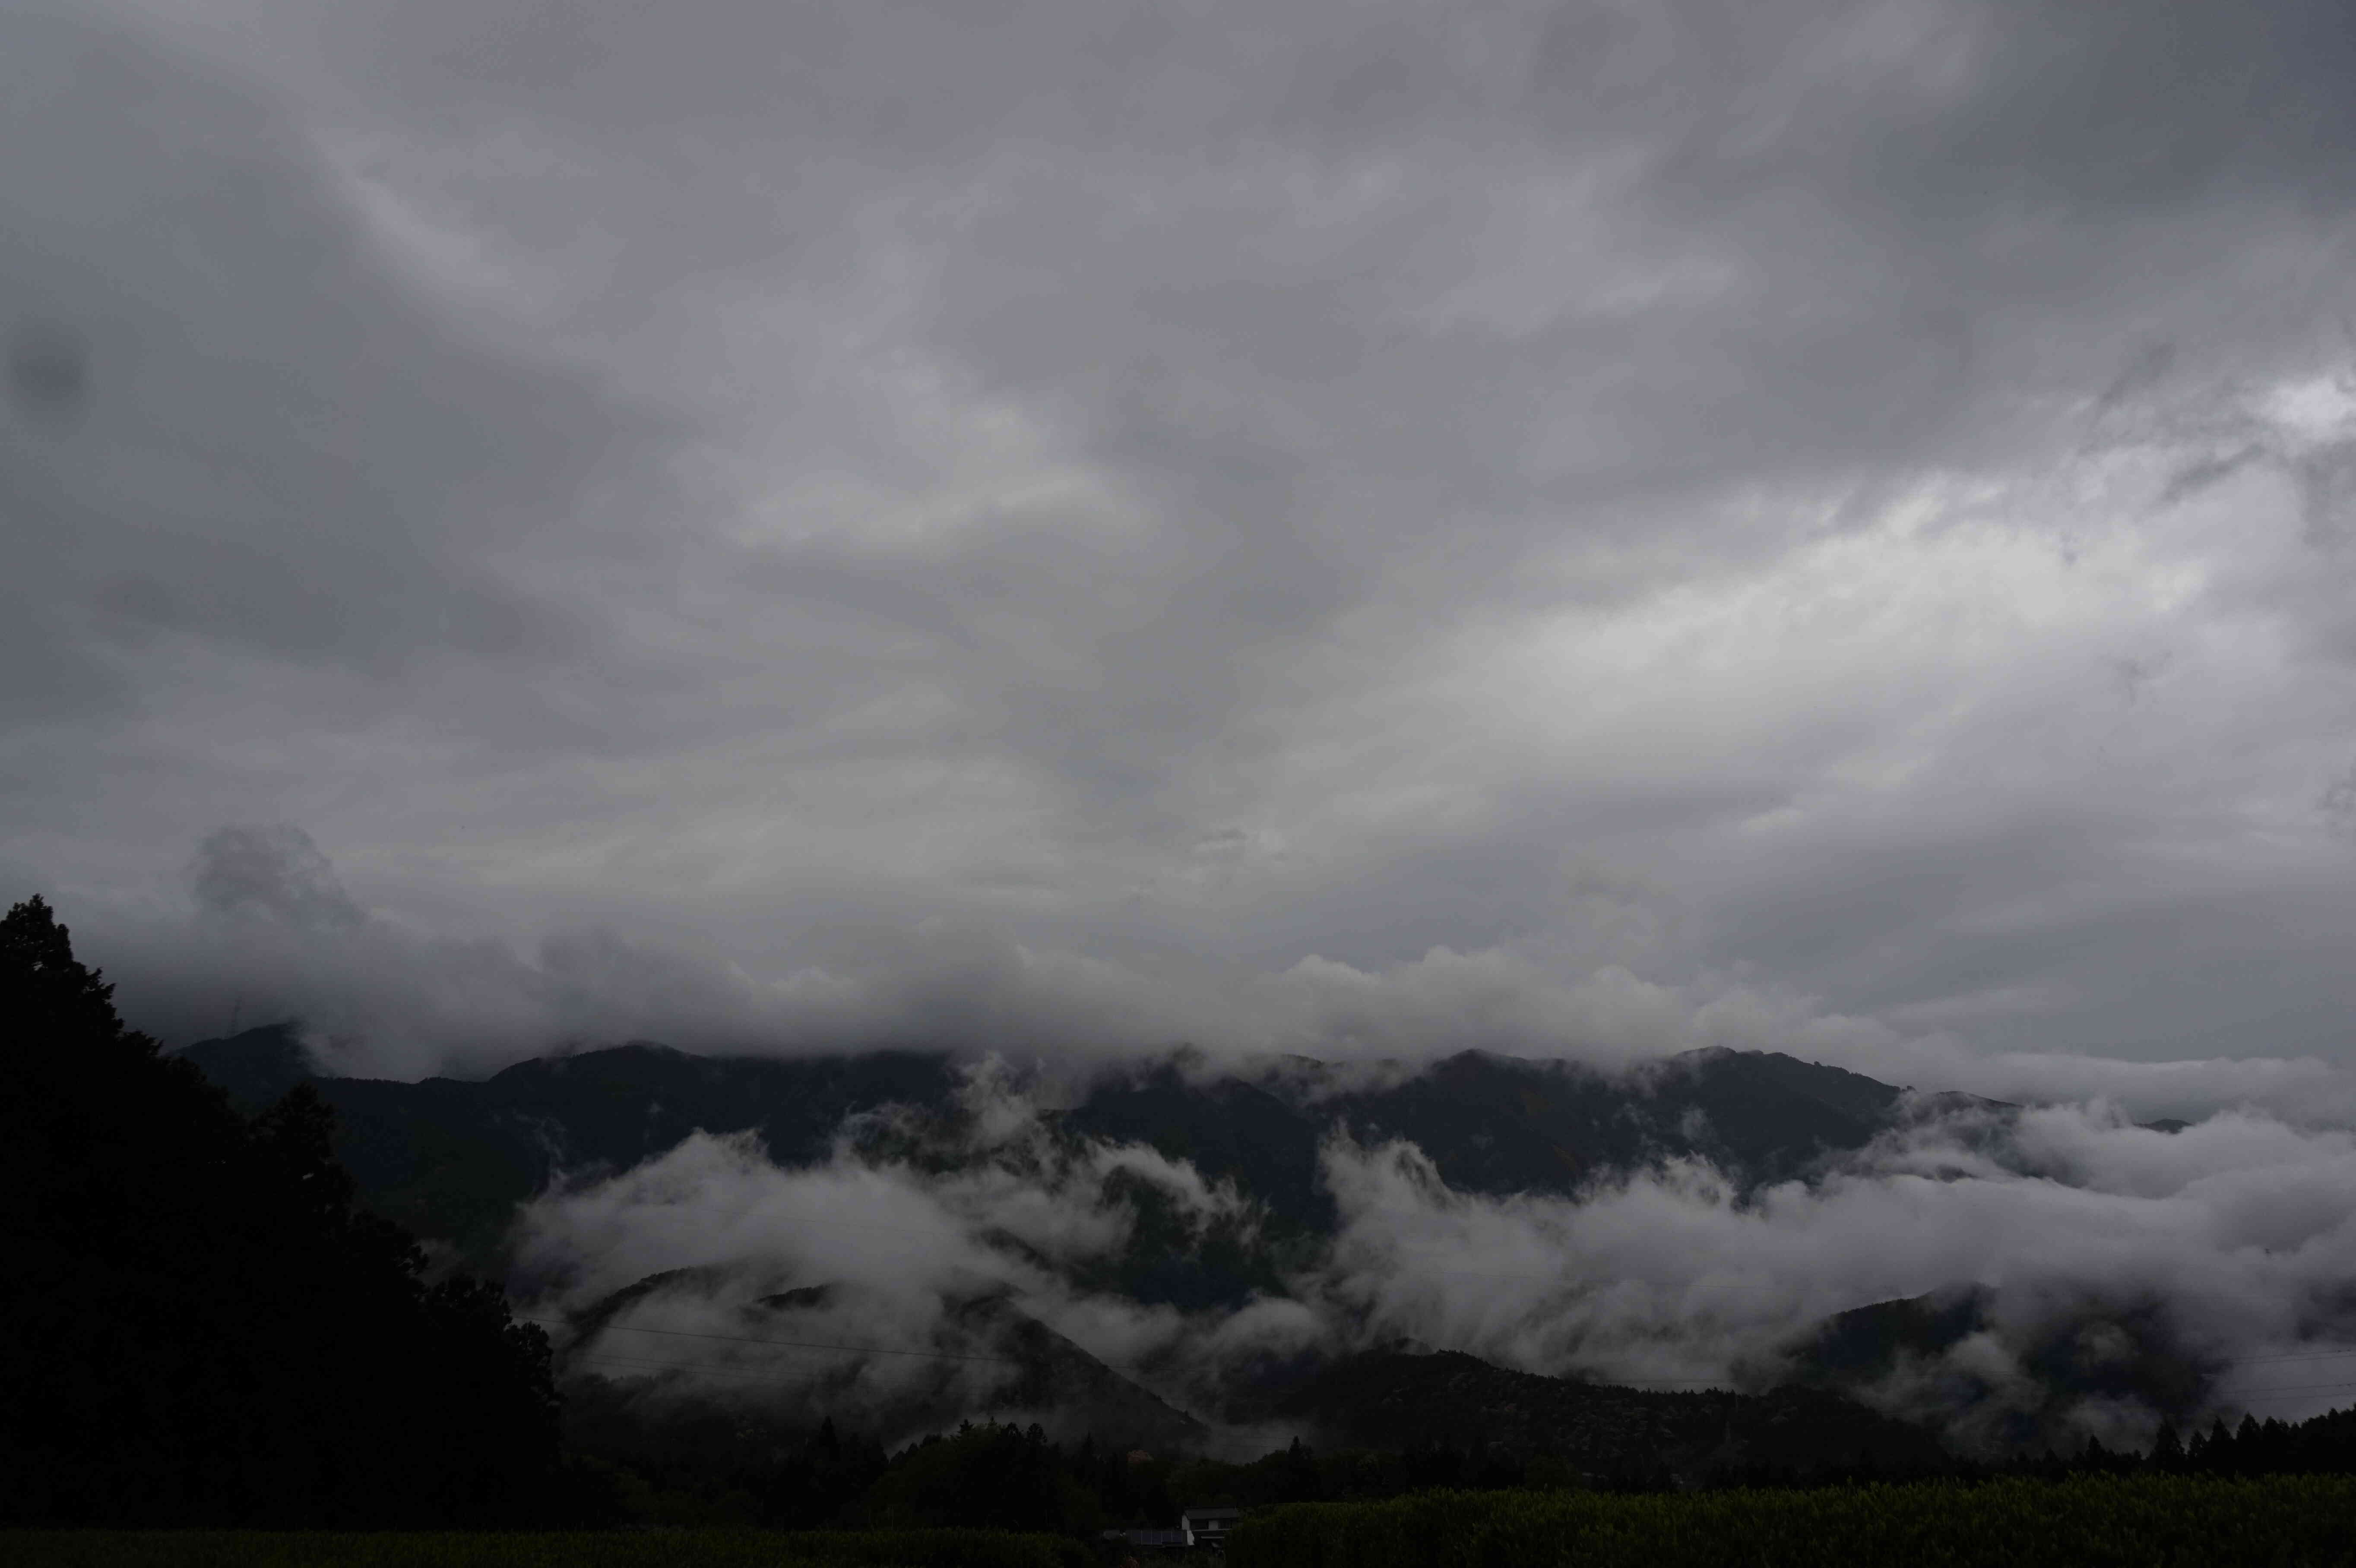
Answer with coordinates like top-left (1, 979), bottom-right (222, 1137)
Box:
top-left (1314, 1103), bottom-right (2356, 1438)
top-left (501, 1061), bottom-right (2356, 1453)
top-left (70, 823), bottom-right (2356, 1132)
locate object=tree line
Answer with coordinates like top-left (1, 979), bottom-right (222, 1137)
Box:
top-left (554, 1403), bottom-right (2356, 1533)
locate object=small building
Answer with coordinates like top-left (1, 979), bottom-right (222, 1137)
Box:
top-left (1181, 1505), bottom-right (1241, 1549)
top-left (1102, 1527), bottom-right (1188, 1550)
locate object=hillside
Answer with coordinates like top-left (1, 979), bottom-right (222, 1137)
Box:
top-left (170, 1028), bottom-right (2004, 1474)
top-left (1246, 1346), bottom-right (1948, 1483)
top-left (176, 1028), bottom-right (1976, 1287)
top-left (1791, 1288), bottom-right (2210, 1445)
top-left (554, 1268), bottom-right (1209, 1458)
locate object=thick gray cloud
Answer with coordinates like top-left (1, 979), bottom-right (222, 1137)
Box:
top-left (189, 824), bottom-right (366, 929)
top-left (7, 0), bottom-right (2356, 1100)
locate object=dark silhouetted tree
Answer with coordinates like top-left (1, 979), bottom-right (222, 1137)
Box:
top-left (0, 895), bottom-right (560, 1524)
top-left (852, 1421), bottom-right (1099, 1533)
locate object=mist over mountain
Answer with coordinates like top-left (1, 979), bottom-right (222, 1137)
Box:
top-left (179, 1026), bottom-right (1971, 1277)
top-left (174, 1026), bottom-right (2356, 1469)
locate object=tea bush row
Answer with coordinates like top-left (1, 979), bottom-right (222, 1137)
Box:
top-left (0, 1526), bottom-right (1091, 1568)
top-left (1227, 1474), bottom-right (2356, 1568)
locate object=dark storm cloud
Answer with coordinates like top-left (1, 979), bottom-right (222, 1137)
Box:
top-left (7, 0), bottom-right (2356, 1110)
top-left (0, 34), bottom-right (661, 808)
top-left (0, 3), bottom-right (692, 882)
top-left (190, 825), bottom-right (366, 930)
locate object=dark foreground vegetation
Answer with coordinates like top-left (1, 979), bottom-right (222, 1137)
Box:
top-left (0, 1529), bottom-right (1088, 1568)
top-left (9, 1478), bottom-right (2356, 1567)
top-left (0, 898), bottom-right (569, 1526)
top-left (1228, 1476), bottom-right (2356, 1568)
top-left (571, 1404), bottom-right (2356, 1534)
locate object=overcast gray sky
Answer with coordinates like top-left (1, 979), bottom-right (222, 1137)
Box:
top-left (9, 0), bottom-right (2356, 1095)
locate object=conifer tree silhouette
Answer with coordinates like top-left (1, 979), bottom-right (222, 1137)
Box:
top-left (0, 896), bottom-right (560, 1524)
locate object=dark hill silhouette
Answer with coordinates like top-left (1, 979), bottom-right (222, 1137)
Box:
top-left (180, 1031), bottom-right (962, 1257)
top-left (174, 1018), bottom-right (318, 1102)
top-left (948, 1293), bottom-right (1212, 1451)
top-left (1063, 1057), bottom-right (1338, 1236)
top-left (1287, 1045), bottom-right (1957, 1198)
top-left (171, 1031), bottom-right (1985, 1309)
top-left (1789, 1287), bottom-right (2210, 1450)
top-left (555, 1269), bottom-right (1206, 1472)
top-left (1247, 1345), bottom-right (1948, 1483)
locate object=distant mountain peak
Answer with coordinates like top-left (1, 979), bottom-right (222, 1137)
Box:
top-left (177, 1036), bottom-right (1944, 1321)
top-left (172, 1022), bottom-right (316, 1107)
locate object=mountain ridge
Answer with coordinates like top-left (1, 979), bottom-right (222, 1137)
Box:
top-left (175, 1028), bottom-right (1979, 1276)
top-left (169, 1027), bottom-right (2036, 1470)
